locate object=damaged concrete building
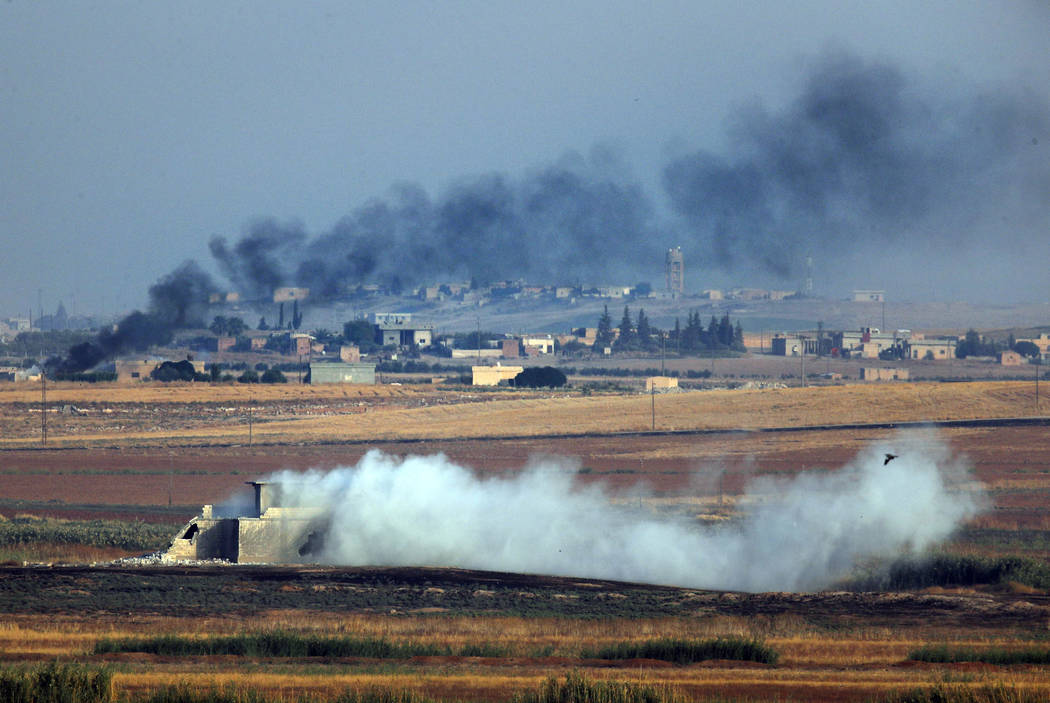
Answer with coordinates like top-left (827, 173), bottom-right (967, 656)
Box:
top-left (164, 481), bottom-right (328, 563)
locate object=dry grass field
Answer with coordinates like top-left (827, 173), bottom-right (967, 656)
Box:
top-left (0, 379), bottom-right (1043, 448)
top-left (3, 601), bottom-right (1050, 703)
top-left (2, 378), bottom-right (1050, 701)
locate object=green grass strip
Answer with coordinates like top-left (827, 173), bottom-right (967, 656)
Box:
top-left (909, 644), bottom-right (1050, 665)
top-left (0, 516), bottom-right (174, 551)
top-left (94, 631), bottom-right (507, 659)
top-left (514, 672), bottom-right (688, 703)
top-left (0, 663), bottom-right (113, 703)
top-left (849, 553), bottom-right (1050, 591)
top-left (880, 682), bottom-right (1046, 703)
top-left (583, 636), bottom-right (778, 665)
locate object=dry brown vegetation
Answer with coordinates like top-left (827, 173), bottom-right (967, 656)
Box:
top-left (0, 379), bottom-right (1043, 448)
top-left (4, 610), bottom-right (1050, 703)
top-left (2, 379), bottom-right (1050, 701)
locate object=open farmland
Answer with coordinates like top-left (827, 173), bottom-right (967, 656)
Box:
top-left (0, 379), bottom-right (1044, 448)
top-left (1, 379), bottom-right (1050, 701)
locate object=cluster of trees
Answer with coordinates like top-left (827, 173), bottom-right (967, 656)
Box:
top-left (512, 366), bottom-right (567, 388)
top-left (234, 367), bottom-right (288, 384)
top-left (148, 360), bottom-right (288, 383)
top-left (593, 306), bottom-right (744, 355)
top-left (258, 300), bottom-right (304, 331)
top-left (671, 311), bottom-right (744, 353)
top-left (209, 316), bottom-right (247, 337)
top-left (955, 330), bottom-right (1044, 360)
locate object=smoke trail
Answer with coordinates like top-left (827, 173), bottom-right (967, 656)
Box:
top-left (53, 260), bottom-right (217, 373)
top-left (202, 50), bottom-right (1048, 300)
top-left (663, 49), bottom-right (1050, 281)
top-left (259, 431), bottom-right (983, 592)
top-left (208, 148), bottom-right (661, 299)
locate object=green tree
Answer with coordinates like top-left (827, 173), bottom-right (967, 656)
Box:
top-left (593, 305), bottom-right (614, 351)
top-left (343, 319), bottom-right (377, 351)
top-left (1015, 340), bottom-right (1041, 358)
top-left (707, 316), bottom-right (719, 346)
top-left (260, 368), bottom-right (288, 383)
top-left (513, 366), bottom-right (567, 388)
top-left (718, 314), bottom-right (733, 346)
top-left (151, 360), bottom-right (202, 382)
top-left (226, 317), bottom-right (246, 336)
top-left (956, 329), bottom-right (998, 358)
top-left (237, 369), bottom-right (259, 383)
top-left (636, 308), bottom-right (652, 350)
top-left (614, 306), bottom-right (635, 351)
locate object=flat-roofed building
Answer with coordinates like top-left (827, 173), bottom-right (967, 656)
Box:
top-left (906, 338), bottom-right (956, 360)
top-left (472, 363), bottom-right (523, 386)
top-left (372, 312), bottom-right (433, 348)
top-left (860, 367), bottom-right (909, 381)
top-left (309, 362), bottom-right (376, 384)
top-left (273, 287), bottom-right (310, 302)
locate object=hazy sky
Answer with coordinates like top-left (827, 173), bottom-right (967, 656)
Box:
top-left (2, 1), bottom-right (1048, 317)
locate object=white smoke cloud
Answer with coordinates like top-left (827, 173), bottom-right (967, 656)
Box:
top-left (259, 431), bottom-right (985, 592)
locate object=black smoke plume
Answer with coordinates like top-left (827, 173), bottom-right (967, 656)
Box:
top-left (53, 261), bottom-right (216, 373)
top-left (208, 149), bottom-right (662, 299)
top-left (208, 50), bottom-right (1048, 301)
top-left (662, 49), bottom-right (1050, 283)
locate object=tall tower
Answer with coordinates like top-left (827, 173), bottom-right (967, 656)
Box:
top-left (665, 247), bottom-right (684, 297)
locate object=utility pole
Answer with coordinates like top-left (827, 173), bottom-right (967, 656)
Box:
top-left (650, 383), bottom-right (656, 431)
top-left (1037, 358), bottom-right (1041, 411)
top-left (40, 373), bottom-right (47, 446)
top-left (248, 396), bottom-right (254, 447)
top-left (660, 332), bottom-right (665, 375)
top-left (799, 335), bottom-right (807, 388)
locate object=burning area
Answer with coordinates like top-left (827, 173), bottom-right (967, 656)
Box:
top-left (171, 430), bottom-right (984, 592)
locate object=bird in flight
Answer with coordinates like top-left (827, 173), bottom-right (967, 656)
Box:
top-left (884, 453), bottom-right (898, 465)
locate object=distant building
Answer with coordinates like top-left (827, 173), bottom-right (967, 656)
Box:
top-left (290, 333), bottom-right (314, 357)
top-left (339, 345), bottom-right (361, 363)
top-left (906, 338), bottom-right (956, 361)
top-left (852, 290), bottom-right (885, 302)
top-left (596, 286), bottom-right (632, 299)
top-left (860, 367), bottom-right (909, 381)
top-left (472, 363), bottom-right (523, 386)
top-left (273, 287), bottom-right (310, 303)
top-left (115, 359), bottom-right (205, 382)
top-left (1016, 333), bottom-right (1050, 362)
top-left (501, 339), bottom-right (520, 359)
top-left (163, 481), bottom-right (326, 564)
top-left (645, 376), bottom-right (678, 391)
top-left (308, 362), bottom-right (376, 384)
top-left (452, 348), bottom-right (501, 359)
top-left (372, 313), bottom-right (433, 348)
top-left (770, 334), bottom-right (821, 356)
top-left (521, 336), bottom-right (554, 355)
top-left (208, 292), bottom-right (240, 304)
top-left (665, 247), bottom-right (683, 297)
top-left (999, 350), bottom-right (1024, 366)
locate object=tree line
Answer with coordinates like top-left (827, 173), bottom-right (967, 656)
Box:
top-left (592, 306), bottom-right (745, 355)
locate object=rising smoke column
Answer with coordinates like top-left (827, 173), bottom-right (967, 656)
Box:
top-left (55, 260), bottom-right (217, 373)
top-left (208, 148), bottom-right (661, 299)
top-left (662, 48), bottom-right (1050, 283)
top-left (261, 431), bottom-right (983, 592)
